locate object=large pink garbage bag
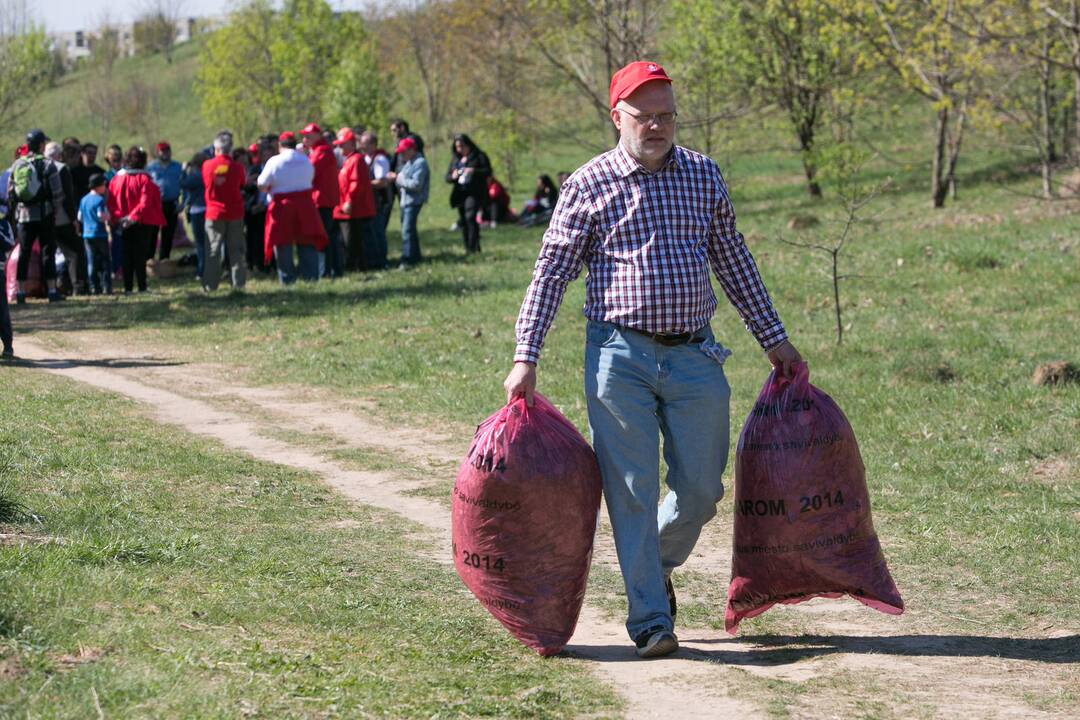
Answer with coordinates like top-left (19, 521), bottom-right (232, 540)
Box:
top-left (5, 242), bottom-right (45, 301)
top-left (452, 394), bottom-right (602, 656)
top-left (725, 362), bottom-right (903, 633)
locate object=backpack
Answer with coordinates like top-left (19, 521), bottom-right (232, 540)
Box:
top-left (11, 155), bottom-right (49, 204)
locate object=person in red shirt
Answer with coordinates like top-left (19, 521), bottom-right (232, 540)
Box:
top-left (331, 128), bottom-right (378, 272)
top-left (302, 122), bottom-right (343, 278)
top-left (107, 146), bottom-right (165, 294)
top-left (201, 131), bottom-right (247, 292)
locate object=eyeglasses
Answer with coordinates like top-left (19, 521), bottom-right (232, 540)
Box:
top-left (617, 108), bottom-right (678, 126)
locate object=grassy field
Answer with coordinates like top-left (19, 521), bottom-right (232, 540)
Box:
top-left (0, 369), bottom-right (619, 718)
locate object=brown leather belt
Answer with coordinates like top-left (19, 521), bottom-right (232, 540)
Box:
top-left (631, 327), bottom-right (705, 346)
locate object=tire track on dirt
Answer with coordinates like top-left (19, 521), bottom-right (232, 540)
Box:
top-left (14, 336), bottom-right (1076, 719)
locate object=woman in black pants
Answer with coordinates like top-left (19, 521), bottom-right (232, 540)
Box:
top-left (446, 134), bottom-right (491, 254)
top-left (106, 147), bottom-right (165, 293)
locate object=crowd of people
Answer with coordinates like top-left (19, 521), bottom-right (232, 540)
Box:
top-left (0, 116), bottom-right (568, 358)
top-left (0, 119), bottom-right (441, 304)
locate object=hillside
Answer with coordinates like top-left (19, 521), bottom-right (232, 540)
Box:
top-left (4, 39), bottom-right (216, 161)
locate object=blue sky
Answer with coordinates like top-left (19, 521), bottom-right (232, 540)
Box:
top-left (36, 1), bottom-right (371, 33)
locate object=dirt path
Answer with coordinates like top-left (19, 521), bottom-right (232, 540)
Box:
top-left (12, 335), bottom-right (1078, 719)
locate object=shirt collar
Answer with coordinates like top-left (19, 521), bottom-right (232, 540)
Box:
top-left (613, 142), bottom-right (681, 177)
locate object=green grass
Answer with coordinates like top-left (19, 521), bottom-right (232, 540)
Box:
top-left (0, 369), bottom-right (619, 718)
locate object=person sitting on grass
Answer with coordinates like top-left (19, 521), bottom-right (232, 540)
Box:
top-left (516, 174), bottom-right (559, 227)
top-left (78, 173), bottom-right (111, 295)
top-left (481, 175), bottom-right (516, 227)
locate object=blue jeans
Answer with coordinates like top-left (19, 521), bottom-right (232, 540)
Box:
top-left (319, 208), bottom-right (345, 278)
top-left (584, 320), bottom-right (731, 640)
top-left (84, 237), bottom-right (112, 294)
top-left (189, 211), bottom-right (207, 279)
top-left (400, 204), bottom-right (422, 265)
top-left (372, 203), bottom-right (390, 269)
top-left (274, 244), bottom-right (319, 285)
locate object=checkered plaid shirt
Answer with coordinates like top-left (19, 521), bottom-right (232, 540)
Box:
top-left (514, 144), bottom-right (788, 364)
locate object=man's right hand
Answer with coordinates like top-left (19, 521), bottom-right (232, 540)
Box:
top-left (503, 361), bottom-right (536, 407)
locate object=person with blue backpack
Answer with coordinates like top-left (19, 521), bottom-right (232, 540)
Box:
top-left (9, 129), bottom-right (64, 304)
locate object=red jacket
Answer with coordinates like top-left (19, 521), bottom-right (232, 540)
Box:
top-left (333, 152), bottom-right (376, 220)
top-left (107, 170), bottom-right (165, 226)
top-left (308, 141), bottom-right (340, 209)
top-left (202, 155), bottom-right (245, 221)
top-left (488, 179), bottom-right (510, 206)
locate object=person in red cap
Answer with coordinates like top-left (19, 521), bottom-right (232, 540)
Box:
top-left (147, 141), bottom-right (182, 261)
top-left (257, 131), bottom-right (327, 284)
top-left (201, 131), bottom-right (247, 292)
top-left (503, 60), bottom-right (803, 659)
top-left (385, 136), bottom-right (428, 269)
top-left (301, 122), bottom-right (343, 278)
top-left (332, 127), bottom-right (379, 272)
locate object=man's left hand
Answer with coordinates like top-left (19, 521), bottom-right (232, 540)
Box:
top-left (767, 340), bottom-right (803, 378)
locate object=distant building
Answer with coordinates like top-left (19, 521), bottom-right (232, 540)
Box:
top-left (48, 15), bottom-right (227, 66)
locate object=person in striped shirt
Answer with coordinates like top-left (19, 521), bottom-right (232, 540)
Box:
top-left (504, 61), bottom-right (802, 659)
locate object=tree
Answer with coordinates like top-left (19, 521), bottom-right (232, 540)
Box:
top-left (377, 1), bottom-right (458, 133)
top-left (663, 0), bottom-right (751, 158)
top-left (197, 0), bottom-right (365, 140)
top-left (1035, 1), bottom-right (1080, 159)
top-left (669, 0), bottom-right (857, 197)
top-left (853, 0), bottom-right (997, 208)
top-left (133, 0), bottom-right (182, 63)
top-left (0, 1), bottom-right (54, 130)
top-left (85, 14), bottom-right (125, 141)
top-left (324, 43), bottom-right (397, 133)
top-left (780, 144), bottom-right (889, 344)
top-left (508, 0), bottom-right (664, 144)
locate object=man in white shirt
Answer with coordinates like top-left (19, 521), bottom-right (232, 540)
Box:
top-left (256, 132), bottom-right (327, 284)
top-left (358, 131), bottom-right (391, 271)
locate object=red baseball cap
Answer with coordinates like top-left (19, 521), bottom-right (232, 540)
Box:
top-left (609, 61), bottom-right (672, 108)
top-left (248, 143), bottom-right (259, 155)
top-left (301, 122), bottom-right (322, 135)
top-left (333, 127), bottom-right (356, 146)
top-left (278, 131), bottom-right (296, 143)
top-left (395, 137), bottom-right (417, 154)
top-left (156, 141), bottom-right (171, 153)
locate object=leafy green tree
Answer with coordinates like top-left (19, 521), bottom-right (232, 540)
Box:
top-left (196, 0), bottom-right (372, 141)
top-left (324, 44), bottom-right (397, 133)
top-left (0, 25), bottom-right (53, 129)
top-left (133, 5), bottom-right (178, 63)
top-left (668, 0), bottom-right (857, 197)
top-left (663, 0), bottom-right (750, 158)
top-left (853, 0), bottom-right (997, 208)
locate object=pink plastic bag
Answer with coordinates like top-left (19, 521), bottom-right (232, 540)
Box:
top-left (5, 242), bottom-right (45, 301)
top-left (452, 394), bottom-right (602, 655)
top-left (725, 363), bottom-right (903, 633)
